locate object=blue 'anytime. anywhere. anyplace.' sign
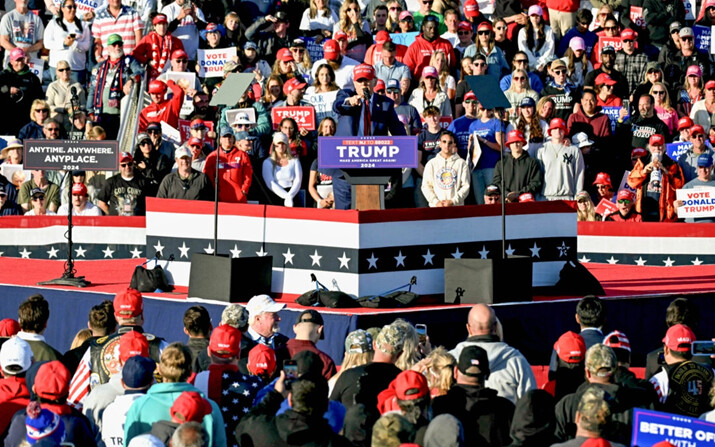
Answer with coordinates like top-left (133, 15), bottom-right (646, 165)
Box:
top-left (318, 136), bottom-right (418, 169)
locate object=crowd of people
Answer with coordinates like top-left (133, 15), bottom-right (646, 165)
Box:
top-left (0, 0), bottom-right (713, 219)
top-left (0, 291), bottom-right (712, 446)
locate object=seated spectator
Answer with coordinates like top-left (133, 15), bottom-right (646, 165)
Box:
top-left (97, 152), bottom-right (147, 216)
top-left (46, 61), bottom-right (87, 130)
top-left (204, 131), bottom-right (253, 204)
top-left (421, 130), bottom-right (470, 207)
top-left (0, 189), bottom-right (22, 216)
top-left (605, 189), bottom-right (642, 222)
top-left (18, 171), bottom-right (60, 214)
top-left (627, 133), bottom-right (684, 222)
top-left (262, 132), bottom-right (303, 207)
top-left (157, 147), bottom-right (213, 201)
top-left (492, 129), bottom-right (543, 201)
top-left (57, 183), bottom-right (102, 216)
top-left (19, 100), bottom-right (52, 141)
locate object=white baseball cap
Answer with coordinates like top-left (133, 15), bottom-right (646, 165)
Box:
top-left (0, 336), bottom-right (32, 375)
top-left (245, 294), bottom-right (285, 316)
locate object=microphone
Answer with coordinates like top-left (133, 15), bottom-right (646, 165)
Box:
top-left (362, 88), bottom-right (370, 102)
top-left (70, 86), bottom-right (78, 99)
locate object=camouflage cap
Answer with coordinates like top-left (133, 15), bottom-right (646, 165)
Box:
top-left (371, 413), bottom-right (415, 446)
top-left (366, 327), bottom-right (381, 343)
top-left (375, 323), bottom-right (407, 355)
top-left (221, 304), bottom-right (248, 329)
top-left (577, 386), bottom-right (610, 426)
top-left (344, 329), bottom-right (373, 354)
top-left (585, 343), bottom-right (617, 378)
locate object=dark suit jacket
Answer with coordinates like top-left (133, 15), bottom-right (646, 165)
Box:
top-left (333, 89), bottom-right (407, 138)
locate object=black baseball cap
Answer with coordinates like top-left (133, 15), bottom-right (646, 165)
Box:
top-left (458, 345), bottom-right (490, 378)
top-left (295, 310), bottom-right (324, 339)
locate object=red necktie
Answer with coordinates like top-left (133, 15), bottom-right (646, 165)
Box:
top-left (363, 98), bottom-right (371, 136)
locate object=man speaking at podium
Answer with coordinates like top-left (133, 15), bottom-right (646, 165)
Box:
top-left (330, 64), bottom-right (407, 210)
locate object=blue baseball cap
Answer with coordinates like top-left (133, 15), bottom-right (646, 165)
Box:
top-left (697, 153), bottom-right (713, 167)
top-left (520, 97), bottom-right (536, 108)
top-left (122, 355), bottom-right (156, 388)
top-left (386, 79), bottom-right (400, 90)
top-left (235, 131), bottom-right (251, 141)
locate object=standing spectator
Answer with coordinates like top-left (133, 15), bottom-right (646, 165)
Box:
top-left (468, 105), bottom-right (503, 204)
top-left (0, 48), bottom-right (44, 136)
top-left (676, 65), bottom-right (703, 119)
top-left (563, 38), bottom-right (592, 89)
top-left (133, 132), bottom-right (172, 198)
top-left (403, 15), bottom-right (456, 80)
top-left (643, 0), bottom-right (685, 48)
top-left (447, 91), bottom-right (480, 159)
top-left (492, 129), bottom-right (543, 200)
top-left (690, 80), bottom-right (715, 130)
top-left (310, 39), bottom-right (360, 89)
top-left (132, 14), bottom-right (185, 81)
top-left (504, 69), bottom-right (539, 115)
top-left (245, 11), bottom-right (291, 65)
top-left (262, 132), bottom-right (303, 207)
top-left (663, 28), bottom-right (711, 89)
top-left (19, 99), bottom-right (52, 141)
top-left (515, 97), bottom-right (549, 154)
top-left (24, 188), bottom-right (57, 215)
top-left (421, 130), bottom-right (470, 207)
top-left (0, 190), bottom-right (23, 215)
top-left (279, 310), bottom-right (337, 379)
top-left (542, 59), bottom-right (580, 121)
top-left (595, 73), bottom-right (622, 107)
top-left (0, 337), bottom-right (32, 436)
top-left (300, 0), bottom-right (338, 39)
top-left (616, 94), bottom-right (671, 152)
top-left (627, 133), bottom-right (685, 221)
top-left (675, 154), bottom-right (715, 223)
top-left (500, 53), bottom-right (545, 94)
top-left (584, 46), bottom-right (629, 100)
top-left (651, 82), bottom-right (678, 137)
top-left (98, 152), bottom-right (147, 215)
top-left (546, 0), bottom-right (578, 40)
top-left (43, 0), bottom-right (91, 83)
top-left (413, 0), bottom-right (446, 34)
top-left (157, 147), bottom-right (213, 200)
top-left (387, 79), bottom-right (422, 135)
top-left (123, 343), bottom-right (226, 447)
top-left (408, 66), bottom-right (451, 117)
top-left (537, 118), bottom-right (585, 200)
top-left (86, 34), bottom-right (145, 139)
top-left (558, 9), bottom-right (598, 57)
top-left (567, 90), bottom-right (612, 151)
top-left (16, 294), bottom-right (62, 361)
top-left (204, 130), bottom-right (253, 203)
top-left (450, 304), bottom-right (537, 404)
top-left (373, 41), bottom-right (411, 95)
top-left (464, 22), bottom-right (509, 81)
top-left (518, 6), bottom-right (555, 73)
top-left (92, 0), bottom-right (144, 61)
top-left (333, 0), bottom-right (372, 62)
top-left (678, 125), bottom-right (714, 182)
top-left (613, 28), bottom-right (647, 94)
top-left (161, 0), bottom-right (206, 62)
top-left (452, 21), bottom-right (473, 57)
top-left (46, 61), bottom-right (86, 130)
top-left (147, 121), bottom-right (178, 162)
top-left (432, 346), bottom-right (515, 446)
top-left (138, 80), bottom-right (186, 132)
top-left (0, 0), bottom-right (45, 66)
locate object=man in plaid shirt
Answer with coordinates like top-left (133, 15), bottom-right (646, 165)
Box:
top-left (614, 28), bottom-right (648, 95)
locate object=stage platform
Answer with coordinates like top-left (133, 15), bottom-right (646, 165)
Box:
top-left (1, 258), bottom-right (713, 367)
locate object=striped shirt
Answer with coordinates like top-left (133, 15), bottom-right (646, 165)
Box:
top-left (92, 5), bottom-right (144, 58)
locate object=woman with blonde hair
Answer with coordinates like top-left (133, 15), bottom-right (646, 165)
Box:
top-left (333, 0), bottom-right (372, 61)
top-left (677, 65), bottom-right (703, 118)
top-left (393, 319), bottom-right (427, 371)
top-left (504, 69), bottom-right (539, 118)
top-left (651, 81), bottom-right (678, 136)
top-left (536, 96), bottom-right (556, 122)
top-left (299, 0), bottom-right (338, 40)
top-left (385, 0), bottom-right (402, 32)
top-left (576, 191), bottom-right (600, 221)
top-left (465, 22), bottom-right (509, 80)
top-left (305, 63), bottom-right (339, 94)
top-left (419, 347), bottom-right (456, 397)
top-left (563, 37), bottom-right (592, 88)
top-left (328, 329), bottom-right (374, 395)
top-left (429, 50), bottom-right (456, 100)
top-left (19, 100), bottom-right (51, 140)
top-left (270, 53), bottom-right (297, 83)
top-left (408, 65), bottom-right (452, 117)
top-left (263, 132), bottom-right (303, 207)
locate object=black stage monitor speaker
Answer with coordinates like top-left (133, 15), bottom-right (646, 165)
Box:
top-left (188, 253), bottom-right (272, 302)
top-left (444, 256), bottom-right (533, 304)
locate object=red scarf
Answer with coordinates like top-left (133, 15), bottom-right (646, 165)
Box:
top-left (207, 364), bottom-right (238, 402)
top-left (147, 32), bottom-right (175, 79)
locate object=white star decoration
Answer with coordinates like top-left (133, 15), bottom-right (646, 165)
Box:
top-left (309, 250), bottom-right (322, 266)
top-left (662, 257), bottom-right (675, 267)
top-left (47, 247), bottom-right (59, 259)
top-left (606, 256), bottom-right (619, 264)
top-left (578, 255), bottom-right (591, 263)
top-left (529, 243), bottom-right (541, 258)
top-left (338, 252), bottom-right (351, 269)
top-left (367, 253), bottom-right (378, 269)
top-left (102, 246), bottom-right (115, 258)
top-left (692, 257), bottom-right (703, 266)
top-left (19, 248), bottom-right (31, 259)
top-left (282, 248), bottom-right (295, 265)
top-left (130, 247), bottom-right (143, 258)
top-left (230, 244), bottom-right (241, 258)
top-left (422, 249), bottom-right (434, 265)
top-left (394, 251), bottom-right (406, 267)
top-left (153, 240), bottom-right (164, 255)
top-left (478, 245), bottom-right (489, 259)
top-left (634, 256), bottom-right (647, 266)
top-left (256, 247), bottom-right (268, 257)
top-left (74, 246), bottom-right (86, 258)
top-left (451, 247), bottom-right (463, 259)
top-left (178, 242), bottom-right (190, 258)
top-left (505, 244), bottom-right (515, 256)
top-left (557, 241), bottom-right (569, 257)
top-left (204, 243), bottom-right (215, 254)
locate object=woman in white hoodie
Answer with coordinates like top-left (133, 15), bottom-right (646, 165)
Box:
top-left (421, 130), bottom-right (471, 207)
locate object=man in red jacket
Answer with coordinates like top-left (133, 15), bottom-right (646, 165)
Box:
top-left (403, 15), bottom-right (456, 80)
top-left (0, 337), bottom-right (32, 436)
top-left (204, 130), bottom-right (253, 203)
top-left (138, 79), bottom-right (185, 132)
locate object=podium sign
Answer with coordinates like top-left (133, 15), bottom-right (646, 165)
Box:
top-left (318, 136), bottom-right (418, 169)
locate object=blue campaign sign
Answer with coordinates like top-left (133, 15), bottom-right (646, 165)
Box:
top-left (389, 31), bottom-right (418, 47)
top-left (632, 408), bottom-right (715, 446)
top-left (303, 37), bottom-right (325, 64)
top-left (601, 106), bottom-right (626, 133)
top-left (693, 25), bottom-right (711, 55)
top-left (318, 136), bottom-right (418, 169)
top-left (666, 142), bottom-right (692, 161)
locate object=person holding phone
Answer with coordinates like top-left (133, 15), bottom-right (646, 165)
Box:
top-left (43, 0), bottom-right (91, 83)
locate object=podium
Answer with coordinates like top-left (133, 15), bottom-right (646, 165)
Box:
top-left (344, 170), bottom-right (394, 210)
